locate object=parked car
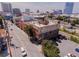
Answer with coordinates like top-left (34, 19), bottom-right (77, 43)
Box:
top-left (64, 53), bottom-right (76, 57)
top-left (10, 28), bottom-right (13, 31)
top-left (21, 47), bottom-right (27, 57)
top-left (75, 48), bottom-right (79, 52)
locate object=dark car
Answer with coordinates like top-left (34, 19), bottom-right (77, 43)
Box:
top-left (75, 48), bottom-right (79, 52)
top-left (10, 28), bottom-right (13, 31)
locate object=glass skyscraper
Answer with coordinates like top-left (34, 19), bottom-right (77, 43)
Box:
top-left (64, 2), bottom-right (74, 14)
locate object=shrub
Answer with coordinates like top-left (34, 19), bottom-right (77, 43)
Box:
top-left (70, 36), bottom-right (79, 44)
top-left (60, 28), bottom-right (76, 35)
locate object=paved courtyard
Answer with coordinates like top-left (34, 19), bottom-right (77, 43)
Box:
top-left (57, 39), bottom-right (79, 57)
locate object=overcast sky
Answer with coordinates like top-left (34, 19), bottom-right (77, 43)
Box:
top-left (0, 2), bottom-right (79, 13)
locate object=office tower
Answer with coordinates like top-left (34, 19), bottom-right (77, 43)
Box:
top-left (13, 8), bottom-right (22, 16)
top-left (1, 3), bottom-right (12, 13)
top-left (64, 2), bottom-right (74, 14)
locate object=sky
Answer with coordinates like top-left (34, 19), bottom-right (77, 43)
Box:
top-left (11, 2), bottom-right (65, 12)
top-left (0, 2), bottom-right (79, 13)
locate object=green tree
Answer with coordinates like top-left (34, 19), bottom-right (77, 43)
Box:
top-left (24, 25), bottom-right (33, 36)
top-left (71, 20), bottom-right (76, 26)
top-left (57, 16), bottom-right (65, 21)
top-left (73, 19), bottom-right (79, 24)
top-left (42, 40), bottom-right (60, 57)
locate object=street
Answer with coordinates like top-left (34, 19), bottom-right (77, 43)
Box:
top-left (7, 21), bottom-right (44, 57)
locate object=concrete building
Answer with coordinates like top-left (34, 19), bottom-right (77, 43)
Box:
top-left (53, 10), bottom-right (62, 14)
top-left (22, 13), bottom-right (46, 22)
top-left (17, 14), bottom-right (46, 30)
top-left (29, 19), bottom-right (59, 40)
top-left (22, 14), bottom-right (34, 22)
top-left (1, 3), bottom-right (12, 14)
top-left (13, 8), bottom-right (22, 16)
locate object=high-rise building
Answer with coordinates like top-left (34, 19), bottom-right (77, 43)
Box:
top-left (64, 2), bottom-right (74, 14)
top-left (13, 8), bottom-right (22, 16)
top-left (1, 3), bottom-right (12, 13)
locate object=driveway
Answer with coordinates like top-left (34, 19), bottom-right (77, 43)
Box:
top-left (57, 40), bottom-right (79, 57)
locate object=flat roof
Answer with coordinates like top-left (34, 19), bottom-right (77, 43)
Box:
top-left (31, 20), bottom-right (58, 28)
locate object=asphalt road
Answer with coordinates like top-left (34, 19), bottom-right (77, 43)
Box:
top-left (58, 31), bottom-right (79, 57)
top-left (7, 21), bottom-right (44, 57)
top-left (57, 40), bottom-right (79, 57)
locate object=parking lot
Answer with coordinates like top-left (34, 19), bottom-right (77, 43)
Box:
top-left (57, 39), bottom-right (79, 57)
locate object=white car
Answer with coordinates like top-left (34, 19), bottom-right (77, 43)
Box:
top-left (21, 47), bottom-right (27, 57)
top-left (64, 53), bottom-right (76, 57)
top-left (64, 53), bottom-right (71, 57)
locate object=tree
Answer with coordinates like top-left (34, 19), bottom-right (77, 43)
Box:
top-left (57, 16), bottom-right (64, 21)
top-left (71, 20), bottom-right (76, 26)
top-left (24, 25), bottom-right (33, 36)
top-left (0, 16), bottom-right (4, 29)
top-left (42, 40), bottom-right (60, 57)
top-left (70, 19), bottom-right (79, 26)
top-left (73, 19), bottom-right (79, 24)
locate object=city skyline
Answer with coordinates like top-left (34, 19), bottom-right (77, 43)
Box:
top-left (0, 2), bottom-right (79, 13)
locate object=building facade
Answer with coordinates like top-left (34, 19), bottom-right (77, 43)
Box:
top-left (13, 8), bottom-right (22, 16)
top-left (29, 20), bottom-right (59, 40)
top-left (1, 3), bottom-right (12, 14)
top-left (53, 10), bottom-right (62, 14)
top-left (64, 2), bottom-right (74, 14)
